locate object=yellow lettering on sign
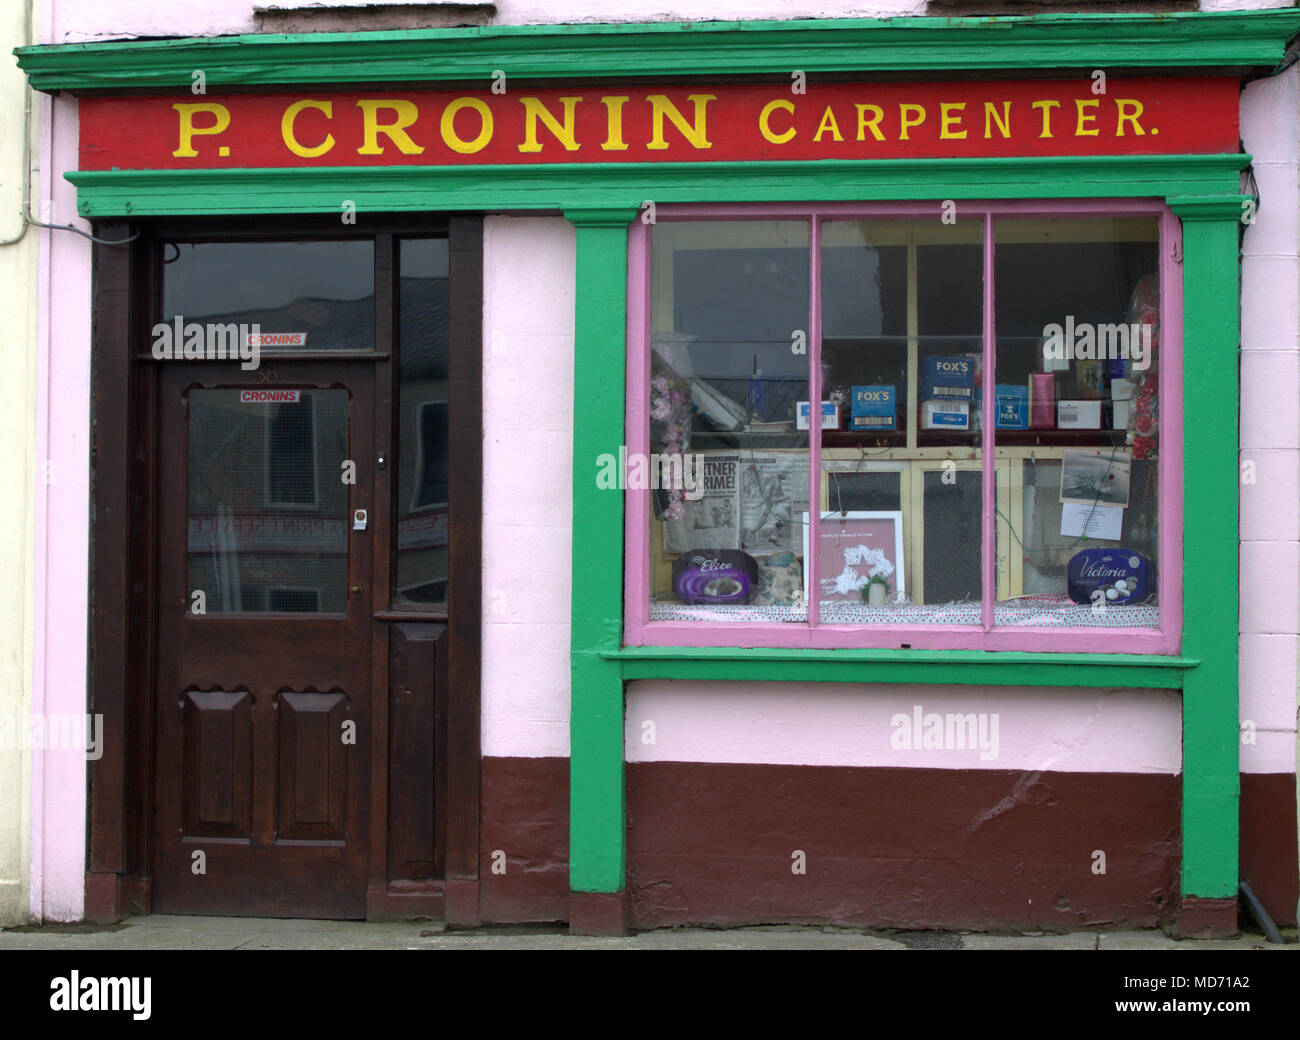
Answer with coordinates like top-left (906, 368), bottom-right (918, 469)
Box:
top-left (939, 102), bottom-right (967, 140)
top-left (172, 102), bottom-right (231, 158)
top-left (898, 103), bottom-right (926, 141)
top-left (856, 104), bottom-right (885, 142)
top-left (519, 97), bottom-right (583, 153)
top-left (281, 99), bottom-right (335, 158)
top-left (759, 99), bottom-right (796, 144)
top-left (1075, 98), bottom-right (1100, 137)
top-left (356, 100), bottom-right (425, 155)
top-left (441, 97), bottom-right (493, 154)
top-left (647, 94), bottom-right (716, 151)
top-left (601, 96), bottom-right (630, 151)
top-left (1032, 99), bottom-right (1061, 138)
top-left (813, 106), bottom-right (843, 143)
top-left (984, 101), bottom-right (1011, 139)
top-left (1115, 99), bottom-right (1147, 137)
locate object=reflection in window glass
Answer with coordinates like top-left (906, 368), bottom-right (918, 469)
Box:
top-left (394, 238), bottom-right (451, 609)
top-left (163, 240), bottom-right (375, 352)
top-left (647, 221), bottom-right (810, 623)
top-left (993, 218), bottom-right (1159, 628)
top-left (187, 389), bottom-right (350, 614)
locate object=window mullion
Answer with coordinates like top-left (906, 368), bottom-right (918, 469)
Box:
top-left (980, 214), bottom-right (996, 633)
top-left (808, 215), bottom-right (822, 632)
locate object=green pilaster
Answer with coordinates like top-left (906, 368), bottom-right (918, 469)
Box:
top-left (1170, 197), bottom-right (1245, 901)
top-left (566, 208), bottom-right (638, 894)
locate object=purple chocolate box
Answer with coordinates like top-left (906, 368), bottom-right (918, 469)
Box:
top-left (673, 550), bottom-right (759, 605)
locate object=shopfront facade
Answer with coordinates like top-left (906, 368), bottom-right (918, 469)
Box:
top-left (15, 2), bottom-right (1300, 935)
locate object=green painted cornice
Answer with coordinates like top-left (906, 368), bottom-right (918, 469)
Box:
top-left (17, 11), bottom-right (1300, 94)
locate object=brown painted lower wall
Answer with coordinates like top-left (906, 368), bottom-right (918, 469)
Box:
top-left (478, 756), bottom-right (1194, 931)
top-left (626, 763), bottom-right (1181, 931)
top-left (1240, 772), bottom-right (1298, 927)
top-left (479, 756), bottom-right (570, 923)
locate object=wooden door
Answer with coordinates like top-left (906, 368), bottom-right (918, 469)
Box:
top-left (151, 359), bottom-right (374, 918)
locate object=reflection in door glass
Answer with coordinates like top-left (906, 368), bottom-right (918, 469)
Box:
top-left (394, 239), bottom-right (450, 609)
top-left (163, 241), bottom-right (375, 352)
top-left (187, 388), bottom-right (350, 614)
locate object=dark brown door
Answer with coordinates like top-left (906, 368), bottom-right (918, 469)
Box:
top-left (152, 359), bottom-right (374, 918)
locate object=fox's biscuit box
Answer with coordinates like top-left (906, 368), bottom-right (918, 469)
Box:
top-left (850, 385), bottom-right (897, 431)
top-left (920, 356), bottom-right (975, 402)
top-left (921, 400), bottom-right (969, 430)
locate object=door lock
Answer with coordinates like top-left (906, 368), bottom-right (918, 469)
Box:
top-left (353, 509), bottom-right (368, 531)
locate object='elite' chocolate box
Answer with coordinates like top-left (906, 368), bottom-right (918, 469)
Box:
top-left (673, 549), bottom-right (759, 604)
top-left (920, 356), bottom-right (975, 402)
top-left (850, 385), bottom-right (897, 430)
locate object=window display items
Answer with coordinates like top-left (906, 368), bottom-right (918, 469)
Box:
top-left (649, 371), bottom-right (692, 522)
top-left (921, 399), bottom-right (969, 430)
top-left (850, 385), bottom-right (897, 430)
top-left (1029, 372), bottom-right (1056, 428)
top-left (920, 355), bottom-right (975, 401)
top-left (673, 549), bottom-right (760, 604)
top-left (995, 384), bottom-right (1029, 429)
top-left (796, 401), bottom-right (840, 430)
top-left (1057, 399), bottom-right (1102, 430)
top-left (1066, 549), bottom-right (1154, 606)
top-left (1124, 275), bottom-right (1160, 460)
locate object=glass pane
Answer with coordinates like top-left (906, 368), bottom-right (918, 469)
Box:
top-left (993, 217), bottom-right (1159, 628)
top-left (818, 219), bottom-right (984, 624)
top-left (394, 238), bottom-right (451, 609)
top-left (646, 220), bottom-right (810, 624)
top-left (162, 240), bottom-right (375, 353)
top-left (187, 388), bottom-right (350, 614)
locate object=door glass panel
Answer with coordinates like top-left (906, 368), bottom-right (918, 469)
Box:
top-left (187, 388), bottom-right (350, 614)
top-left (394, 238), bottom-right (451, 609)
top-left (163, 241), bottom-right (375, 353)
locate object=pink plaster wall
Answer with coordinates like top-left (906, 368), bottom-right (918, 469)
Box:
top-left (481, 217), bottom-right (575, 758)
top-left (30, 87), bottom-right (91, 921)
top-left (626, 682), bottom-right (1182, 771)
top-left (1239, 65), bottom-right (1300, 777)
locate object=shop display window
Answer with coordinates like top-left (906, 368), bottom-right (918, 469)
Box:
top-left (632, 206), bottom-right (1174, 650)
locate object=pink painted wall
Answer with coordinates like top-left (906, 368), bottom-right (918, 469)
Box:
top-left (481, 217), bottom-right (575, 759)
top-left (626, 683), bottom-right (1182, 771)
top-left (1239, 64), bottom-right (1300, 778)
top-left (30, 84), bottom-right (91, 920)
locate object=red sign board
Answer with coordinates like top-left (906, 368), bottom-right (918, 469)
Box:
top-left (79, 78), bottom-right (1237, 170)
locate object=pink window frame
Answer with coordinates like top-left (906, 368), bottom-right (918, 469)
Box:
top-left (623, 199), bottom-right (1183, 654)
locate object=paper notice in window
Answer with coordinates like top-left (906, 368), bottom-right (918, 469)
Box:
top-left (663, 454), bottom-right (740, 553)
top-left (739, 452), bottom-right (810, 556)
top-left (1060, 501), bottom-right (1124, 541)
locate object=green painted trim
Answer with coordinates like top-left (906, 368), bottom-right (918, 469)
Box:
top-left (16, 11), bottom-right (1300, 92)
top-left (568, 213), bottom-right (636, 894)
top-left (1178, 216), bottom-right (1241, 902)
top-left (67, 155), bottom-right (1249, 219)
top-left (611, 648), bottom-right (1196, 689)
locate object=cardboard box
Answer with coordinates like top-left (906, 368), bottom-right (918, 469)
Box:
top-left (920, 356), bottom-right (975, 402)
top-left (796, 401), bottom-right (840, 430)
top-left (921, 399), bottom-right (969, 430)
top-left (1057, 399), bottom-right (1102, 430)
top-left (1029, 373), bottom-right (1055, 429)
top-left (850, 385), bottom-right (897, 430)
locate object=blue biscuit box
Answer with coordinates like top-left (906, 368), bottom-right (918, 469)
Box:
top-left (920, 355), bottom-right (974, 401)
top-left (850, 385), bottom-right (896, 430)
top-left (995, 384), bottom-right (1029, 429)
